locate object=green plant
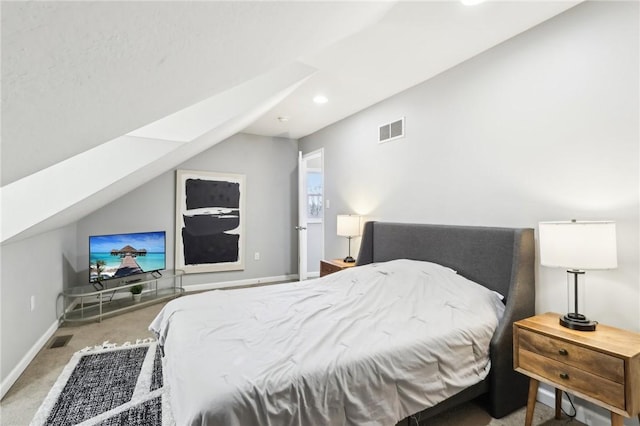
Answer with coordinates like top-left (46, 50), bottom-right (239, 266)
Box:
top-left (93, 260), bottom-right (106, 281)
top-left (130, 284), bottom-right (144, 295)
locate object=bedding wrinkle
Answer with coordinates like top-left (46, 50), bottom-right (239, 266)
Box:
top-left (150, 259), bottom-right (504, 426)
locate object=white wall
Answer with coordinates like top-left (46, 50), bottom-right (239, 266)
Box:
top-left (301, 1), bottom-right (639, 331)
top-left (75, 133), bottom-right (299, 288)
top-left (1, 225), bottom-right (76, 387)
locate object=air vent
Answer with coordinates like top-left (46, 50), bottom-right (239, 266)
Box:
top-left (378, 117), bottom-right (405, 144)
top-left (49, 334), bottom-right (73, 349)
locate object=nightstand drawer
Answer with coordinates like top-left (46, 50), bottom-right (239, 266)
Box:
top-left (518, 328), bottom-right (624, 383)
top-left (518, 349), bottom-right (625, 410)
top-left (320, 261), bottom-right (343, 276)
top-left (320, 259), bottom-right (356, 277)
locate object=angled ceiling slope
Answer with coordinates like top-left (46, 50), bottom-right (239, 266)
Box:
top-left (1, 62), bottom-right (315, 244)
top-left (1, 1), bottom-right (393, 186)
top-left (1, 1), bottom-right (395, 244)
top-left (1, 1), bottom-right (583, 244)
top-left (245, 1), bottom-right (581, 138)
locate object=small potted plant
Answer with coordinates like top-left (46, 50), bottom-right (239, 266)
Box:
top-left (130, 284), bottom-right (144, 303)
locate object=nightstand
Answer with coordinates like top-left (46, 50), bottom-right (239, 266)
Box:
top-left (320, 259), bottom-right (356, 277)
top-left (514, 312), bottom-right (640, 426)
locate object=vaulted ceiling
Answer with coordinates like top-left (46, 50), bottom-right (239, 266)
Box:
top-left (1, 1), bottom-right (580, 243)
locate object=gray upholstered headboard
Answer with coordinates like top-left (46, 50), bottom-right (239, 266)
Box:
top-left (356, 221), bottom-right (535, 418)
top-left (356, 221), bottom-right (533, 300)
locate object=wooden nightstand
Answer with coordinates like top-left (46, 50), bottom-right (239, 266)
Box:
top-left (320, 259), bottom-right (356, 277)
top-left (514, 312), bottom-right (640, 426)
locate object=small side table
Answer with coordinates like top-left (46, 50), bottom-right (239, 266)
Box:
top-left (514, 312), bottom-right (640, 426)
top-left (320, 259), bottom-right (356, 277)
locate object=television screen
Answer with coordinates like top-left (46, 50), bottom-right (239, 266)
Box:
top-left (89, 231), bottom-right (166, 283)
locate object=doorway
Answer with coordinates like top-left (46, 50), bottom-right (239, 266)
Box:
top-left (297, 149), bottom-right (324, 280)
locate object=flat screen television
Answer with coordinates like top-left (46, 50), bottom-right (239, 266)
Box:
top-left (89, 231), bottom-right (166, 283)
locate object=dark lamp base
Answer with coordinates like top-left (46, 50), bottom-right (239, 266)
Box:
top-left (343, 256), bottom-right (356, 263)
top-left (560, 313), bottom-right (597, 331)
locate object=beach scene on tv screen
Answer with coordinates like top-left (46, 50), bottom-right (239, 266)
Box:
top-left (90, 231), bottom-right (166, 282)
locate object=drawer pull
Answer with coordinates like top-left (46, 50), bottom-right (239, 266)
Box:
top-left (558, 349), bottom-right (569, 356)
top-left (559, 373), bottom-right (569, 380)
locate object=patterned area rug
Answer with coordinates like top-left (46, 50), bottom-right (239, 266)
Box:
top-left (31, 340), bottom-right (174, 426)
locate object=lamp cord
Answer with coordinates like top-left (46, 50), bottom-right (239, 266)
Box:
top-left (561, 391), bottom-right (578, 424)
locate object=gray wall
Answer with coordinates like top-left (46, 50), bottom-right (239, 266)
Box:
top-left (301, 1), bottom-right (639, 330)
top-left (1, 130), bottom-right (299, 389)
top-left (75, 133), bottom-right (299, 288)
top-left (1, 225), bottom-right (76, 384)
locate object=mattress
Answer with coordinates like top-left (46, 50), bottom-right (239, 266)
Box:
top-left (150, 259), bottom-right (505, 426)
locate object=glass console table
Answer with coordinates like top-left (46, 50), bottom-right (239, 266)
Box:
top-left (60, 270), bottom-right (184, 323)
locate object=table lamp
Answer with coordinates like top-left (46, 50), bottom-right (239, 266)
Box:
top-left (337, 215), bottom-right (362, 263)
top-left (539, 220), bottom-right (617, 331)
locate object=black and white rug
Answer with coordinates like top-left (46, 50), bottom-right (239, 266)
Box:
top-left (31, 340), bottom-right (174, 426)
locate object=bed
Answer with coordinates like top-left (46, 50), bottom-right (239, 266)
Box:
top-left (150, 222), bottom-right (535, 425)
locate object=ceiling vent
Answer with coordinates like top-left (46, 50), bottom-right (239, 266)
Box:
top-left (378, 117), bottom-right (405, 144)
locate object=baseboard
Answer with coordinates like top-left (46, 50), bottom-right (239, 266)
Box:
top-left (0, 319), bottom-right (59, 400)
top-left (537, 384), bottom-right (638, 425)
top-left (184, 274), bottom-right (299, 292)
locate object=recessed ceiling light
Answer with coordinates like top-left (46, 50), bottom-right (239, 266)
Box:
top-left (277, 116), bottom-right (289, 122)
top-left (313, 95), bottom-right (328, 104)
top-left (461, 0), bottom-right (486, 5)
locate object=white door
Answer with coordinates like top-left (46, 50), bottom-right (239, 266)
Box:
top-left (297, 150), bottom-right (324, 280)
top-left (297, 151), bottom-right (308, 281)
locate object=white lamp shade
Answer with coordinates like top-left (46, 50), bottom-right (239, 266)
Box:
top-left (539, 221), bottom-right (617, 270)
top-left (337, 215), bottom-right (362, 237)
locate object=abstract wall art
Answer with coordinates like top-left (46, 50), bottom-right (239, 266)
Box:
top-left (175, 170), bottom-right (245, 273)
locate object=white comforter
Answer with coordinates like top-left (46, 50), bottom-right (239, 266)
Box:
top-left (150, 259), bottom-right (505, 426)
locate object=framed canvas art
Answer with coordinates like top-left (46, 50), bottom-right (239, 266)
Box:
top-left (175, 170), bottom-right (245, 273)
